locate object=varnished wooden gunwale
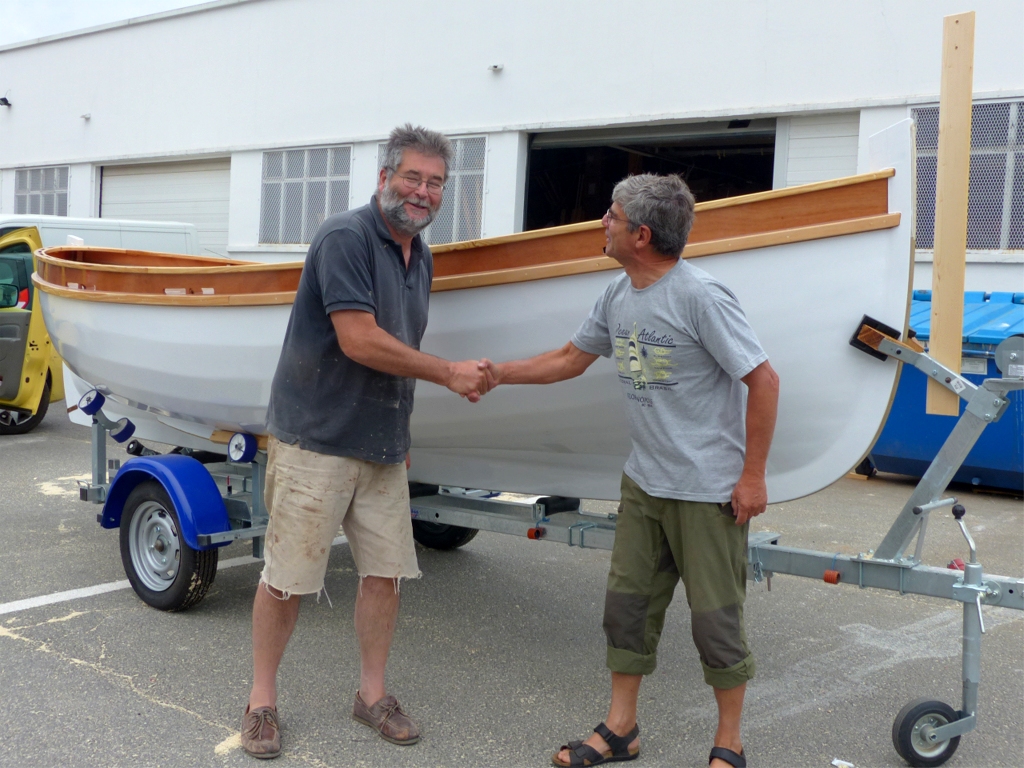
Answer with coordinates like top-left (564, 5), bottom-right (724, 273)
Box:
top-left (431, 212), bottom-right (901, 292)
top-left (430, 171), bottom-right (894, 278)
top-left (35, 249), bottom-right (303, 297)
top-left (33, 168), bottom-right (899, 305)
top-left (44, 247), bottom-right (253, 268)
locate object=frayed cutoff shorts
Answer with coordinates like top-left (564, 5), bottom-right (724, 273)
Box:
top-left (260, 436), bottom-right (421, 597)
top-left (603, 473), bottom-right (754, 690)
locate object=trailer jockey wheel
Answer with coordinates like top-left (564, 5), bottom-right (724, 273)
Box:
top-left (892, 698), bottom-right (961, 767)
top-left (411, 520), bottom-right (479, 550)
top-left (120, 480), bottom-right (218, 611)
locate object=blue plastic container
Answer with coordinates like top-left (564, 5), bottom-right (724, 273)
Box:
top-left (868, 291), bottom-right (1024, 491)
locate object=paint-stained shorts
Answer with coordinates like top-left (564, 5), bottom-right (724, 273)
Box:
top-left (603, 473), bottom-right (754, 690)
top-left (260, 436), bottom-right (421, 597)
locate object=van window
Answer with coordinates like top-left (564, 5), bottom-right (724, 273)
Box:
top-left (0, 242), bottom-right (32, 254)
top-left (0, 262), bottom-right (16, 284)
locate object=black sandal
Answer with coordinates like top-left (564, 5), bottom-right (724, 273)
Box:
top-left (551, 722), bottom-right (640, 767)
top-left (709, 746), bottom-right (746, 767)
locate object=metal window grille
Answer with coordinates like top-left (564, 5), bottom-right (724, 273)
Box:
top-left (376, 136), bottom-right (486, 245)
top-left (913, 100), bottom-right (1023, 250)
top-left (259, 146), bottom-right (351, 244)
top-left (15, 166), bottom-right (69, 216)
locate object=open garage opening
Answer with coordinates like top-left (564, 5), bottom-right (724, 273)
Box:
top-left (525, 119), bottom-right (777, 231)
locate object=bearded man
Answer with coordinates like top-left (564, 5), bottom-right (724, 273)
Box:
top-left (241, 124), bottom-right (488, 759)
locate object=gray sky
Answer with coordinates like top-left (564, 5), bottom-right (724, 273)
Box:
top-left (0, 0), bottom-right (210, 47)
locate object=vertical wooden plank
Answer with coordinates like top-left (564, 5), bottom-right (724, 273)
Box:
top-left (927, 11), bottom-right (975, 416)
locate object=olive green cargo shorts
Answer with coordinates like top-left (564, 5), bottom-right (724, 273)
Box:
top-left (603, 473), bottom-right (755, 690)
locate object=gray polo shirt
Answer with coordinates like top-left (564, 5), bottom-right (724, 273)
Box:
top-left (266, 196), bottom-right (432, 463)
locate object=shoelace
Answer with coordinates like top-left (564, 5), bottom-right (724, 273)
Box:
top-left (244, 708), bottom-right (278, 740)
top-left (378, 699), bottom-right (401, 725)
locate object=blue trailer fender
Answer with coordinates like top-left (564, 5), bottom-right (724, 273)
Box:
top-left (100, 455), bottom-right (231, 550)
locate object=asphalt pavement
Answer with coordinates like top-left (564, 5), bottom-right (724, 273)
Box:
top-left (0, 405), bottom-right (1021, 768)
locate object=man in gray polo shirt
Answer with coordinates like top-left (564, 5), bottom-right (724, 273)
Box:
top-left (240, 125), bottom-right (488, 759)
top-left (482, 174), bottom-right (778, 768)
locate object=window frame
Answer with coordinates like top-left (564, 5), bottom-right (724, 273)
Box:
top-left (912, 99), bottom-right (1022, 252)
top-left (15, 166), bottom-right (70, 216)
top-left (259, 145), bottom-right (353, 245)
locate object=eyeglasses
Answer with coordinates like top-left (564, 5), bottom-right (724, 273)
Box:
top-left (389, 169), bottom-right (445, 194)
top-left (603, 208), bottom-right (632, 225)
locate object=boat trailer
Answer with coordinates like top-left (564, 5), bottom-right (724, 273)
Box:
top-left (76, 318), bottom-right (1023, 767)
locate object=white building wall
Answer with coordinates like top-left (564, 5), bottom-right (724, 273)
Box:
top-left (67, 163), bottom-right (96, 217)
top-left (0, 0), bottom-right (1020, 265)
top-left (0, 0), bottom-right (1019, 169)
top-left (480, 132), bottom-right (528, 237)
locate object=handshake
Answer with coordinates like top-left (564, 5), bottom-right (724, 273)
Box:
top-left (445, 359), bottom-right (502, 403)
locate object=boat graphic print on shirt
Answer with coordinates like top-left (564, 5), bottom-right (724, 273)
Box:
top-left (614, 322), bottom-right (677, 397)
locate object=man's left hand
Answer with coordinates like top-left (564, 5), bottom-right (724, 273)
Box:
top-left (730, 472), bottom-right (768, 525)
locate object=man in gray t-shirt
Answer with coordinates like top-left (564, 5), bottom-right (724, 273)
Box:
top-left (482, 174), bottom-right (778, 768)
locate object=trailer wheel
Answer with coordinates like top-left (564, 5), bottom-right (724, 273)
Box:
top-left (411, 520), bottom-right (478, 550)
top-left (120, 480), bottom-right (217, 611)
top-left (0, 379), bottom-right (50, 435)
top-left (892, 698), bottom-right (961, 767)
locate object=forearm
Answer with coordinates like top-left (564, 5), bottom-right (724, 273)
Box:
top-left (740, 362), bottom-right (779, 477)
top-left (493, 342), bottom-right (596, 385)
top-left (342, 322), bottom-right (452, 386)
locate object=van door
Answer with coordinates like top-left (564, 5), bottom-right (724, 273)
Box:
top-left (0, 227), bottom-right (51, 430)
top-left (0, 253), bottom-right (31, 403)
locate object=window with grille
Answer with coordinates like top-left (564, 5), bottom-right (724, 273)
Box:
top-left (15, 166), bottom-right (69, 216)
top-left (259, 146), bottom-right (351, 244)
top-left (377, 136), bottom-right (486, 245)
top-left (913, 101), bottom-right (1023, 250)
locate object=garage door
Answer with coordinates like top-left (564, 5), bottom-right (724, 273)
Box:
top-left (101, 159), bottom-right (230, 257)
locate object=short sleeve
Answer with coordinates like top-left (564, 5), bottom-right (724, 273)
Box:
top-left (695, 292), bottom-right (768, 381)
top-left (571, 289), bottom-right (614, 358)
top-left (316, 228), bottom-right (377, 315)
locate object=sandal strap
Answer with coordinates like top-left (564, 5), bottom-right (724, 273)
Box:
top-left (564, 741), bottom-right (605, 766)
top-left (709, 746), bottom-right (746, 768)
top-left (593, 722), bottom-right (640, 756)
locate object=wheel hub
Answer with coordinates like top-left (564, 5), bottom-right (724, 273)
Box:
top-left (128, 501), bottom-right (181, 592)
top-left (911, 713), bottom-right (950, 757)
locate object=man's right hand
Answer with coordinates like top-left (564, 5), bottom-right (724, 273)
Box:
top-left (446, 360), bottom-right (489, 402)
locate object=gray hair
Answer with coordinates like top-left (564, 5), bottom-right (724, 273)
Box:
top-left (381, 123), bottom-right (454, 180)
top-left (611, 174), bottom-right (696, 258)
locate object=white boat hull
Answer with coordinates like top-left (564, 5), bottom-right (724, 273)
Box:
top-left (47, 121), bottom-right (915, 503)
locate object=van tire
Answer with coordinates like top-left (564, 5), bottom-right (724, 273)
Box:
top-left (0, 379), bottom-right (50, 435)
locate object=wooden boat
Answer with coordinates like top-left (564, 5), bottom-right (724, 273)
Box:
top-left (36, 120), bottom-right (914, 503)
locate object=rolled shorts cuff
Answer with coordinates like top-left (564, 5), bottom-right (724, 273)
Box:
top-left (702, 654), bottom-right (755, 689)
top-left (606, 645), bottom-right (657, 676)
top-left (259, 570), bottom-right (322, 599)
top-left (358, 568), bottom-right (423, 581)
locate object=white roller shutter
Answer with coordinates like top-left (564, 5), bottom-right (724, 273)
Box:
top-left (774, 112), bottom-right (860, 188)
top-left (101, 159), bottom-right (230, 257)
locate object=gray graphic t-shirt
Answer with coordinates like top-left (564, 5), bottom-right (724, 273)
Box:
top-left (572, 259), bottom-right (768, 502)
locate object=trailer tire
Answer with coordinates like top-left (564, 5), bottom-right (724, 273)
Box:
top-left (411, 520), bottom-right (479, 550)
top-left (892, 698), bottom-right (961, 767)
top-left (0, 378), bottom-right (49, 435)
top-left (120, 480), bottom-right (218, 611)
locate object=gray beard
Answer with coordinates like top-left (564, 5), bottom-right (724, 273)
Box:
top-left (379, 183), bottom-right (436, 237)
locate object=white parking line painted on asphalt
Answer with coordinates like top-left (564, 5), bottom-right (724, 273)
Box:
top-left (0, 535), bottom-right (347, 617)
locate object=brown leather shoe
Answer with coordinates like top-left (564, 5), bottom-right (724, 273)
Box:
top-left (240, 705), bottom-right (281, 759)
top-left (352, 691), bottom-right (420, 745)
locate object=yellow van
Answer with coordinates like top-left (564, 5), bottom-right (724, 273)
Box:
top-left (0, 216), bottom-right (200, 434)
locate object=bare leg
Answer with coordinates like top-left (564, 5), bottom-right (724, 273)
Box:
top-left (355, 576), bottom-right (401, 706)
top-left (555, 672), bottom-right (642, 764)
top-left (710, 682), bottom-right (746, 768)
top-left (249, 583), bottom-right (301, 709)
